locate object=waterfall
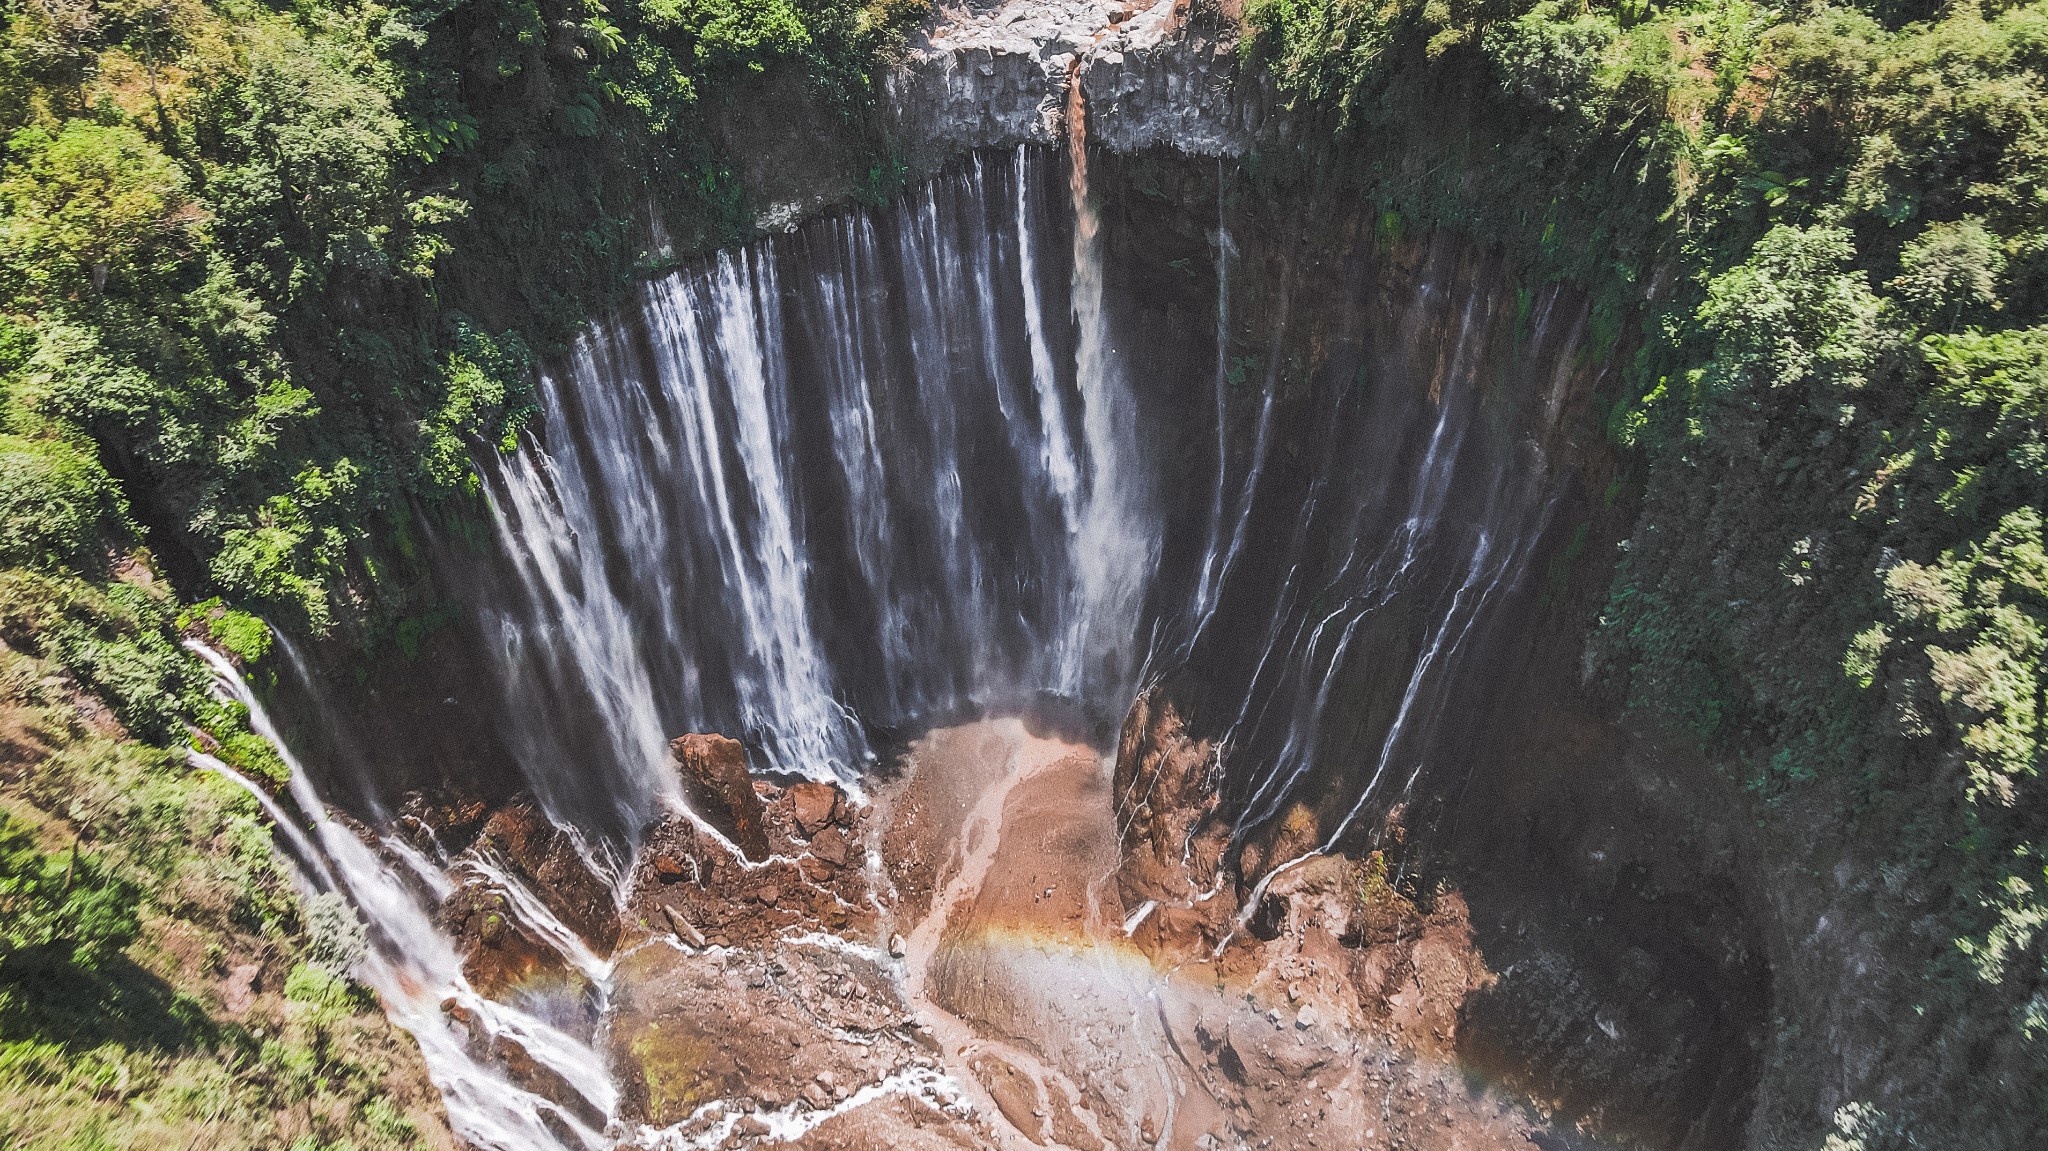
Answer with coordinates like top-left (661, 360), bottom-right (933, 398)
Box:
top-left (1180, 185), bottom-right (1274, 663)
top-left (1185, 169), bottom-right (1234, 639)
top-left (222, 147), bottom-right (1599, 1149)
top-left (1204, 266), bottom-right (1570, 843)
top-left (645, 249), bottom-right (858, 782)
top-left (452, 147), bottom-right (1575, 864)
top-left (1064, 76), bottom-right (1159, 696)
top-left (1016, 146), bottom-right (1086, 578)
top-left (473, 148), bottom-right (1127, 849)
top-left (189, 640), bottom-right (615, 1150)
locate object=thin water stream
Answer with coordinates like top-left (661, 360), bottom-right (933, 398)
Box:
top-left (193, 642), bottom-right (615, 1148)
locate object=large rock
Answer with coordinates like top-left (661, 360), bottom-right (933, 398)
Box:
top-left (623, 812), bottom-right (877, 950)
top-left (670, 734), bottom-right (772, 861)
top-left (786, 780), bottom-right (848, 836)
top-left (437, 799), bottom-right (615, 1005)
top-left (1262, 854), bottom-right (1366, 943)
top-left (808, 825), bottom-right (858, 869)
top-left (439, 878), bottom-right (589, 1002)
top-left (1113, 691), bottom-right (1229, 905)
top-left (474, 800), bottom-right (620, 950)
top-left (394, 788), bottom-right (491, 855)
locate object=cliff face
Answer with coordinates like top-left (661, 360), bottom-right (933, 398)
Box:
top-left (882, 0), bottom-right (1272, 163)
top-left (1028, 107), bottom-right (2030, 1151)
top-left (1073, 150), bottom-right (1778, 1148)
top-left (713, 0), bottom-right (1275, 231)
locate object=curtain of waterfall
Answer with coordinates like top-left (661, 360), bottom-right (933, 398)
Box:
top-left (1179, 253), bottom-right (1573, 846)
top-left (460, 143), bottom-right (1578, 864)
top-left (474, 148), bottom-right (1147, 853)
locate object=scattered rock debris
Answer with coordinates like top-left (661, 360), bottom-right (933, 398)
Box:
top-left (421, 703), bottom-right (1571, 1150)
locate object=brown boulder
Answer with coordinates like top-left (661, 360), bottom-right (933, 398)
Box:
top-left (1266, 854), bottom-right (1366, 942)
top-left (660, 904), bottom-right (706, 948)
top-left (670, 734), bottom-right (771, 861)
top-left (395, 788), bottom-right (491, 854)
top-left (809, 824), bottom-right (858, 869)
top-left (787, 781), bottom-right (845, 836)
top-left (438, 879), bottom-right (573, 998)
top-left (476, 801), bottom-right (620, 950)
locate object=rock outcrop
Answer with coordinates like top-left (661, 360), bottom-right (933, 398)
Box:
top-left (670, 733), bottom-right (772, 861)
top-left (884, 0), bottom-right (1276, 172)
top-left (1113, 691), bottom-right (1229, 902)
top-left (885, 0), bottom-right (1273, 168)
top-left (394, 788), bottom-right (490, 855)
top-left (420, 716), bottom-right (1551, 1149)
top-left (471, 800), bottom-right (620, 950)
top-left (432, 797), bottom-right (617, 1005)
top-left (625, 756), bottom-right (877, 953)
top-left (438, 879), bottom-right (584, 999)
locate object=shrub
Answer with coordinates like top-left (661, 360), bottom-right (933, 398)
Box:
top-left (0, 810), bottom-right (142, 970)
top-left (0, 433), bottom-right (126, 571)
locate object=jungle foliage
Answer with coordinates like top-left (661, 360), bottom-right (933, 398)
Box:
top-left (0, 631), bottom-right (450, 1148)
top-left (0, 0), bottom-right (921, 640)
top-left (1248, 0), bottom-right (2047, 1131)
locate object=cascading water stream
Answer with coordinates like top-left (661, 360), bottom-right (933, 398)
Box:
top-left (1016, 146), bottom-right (1087, 577)
top-left (1183, 164), bottom-right (1240, 648)
top-left (1213, 269), bottom-right (1568, 843)
top-left (189, 641), bottom-right (616, 1151)
top-left (1063, 76), bottom-right (1160, 696)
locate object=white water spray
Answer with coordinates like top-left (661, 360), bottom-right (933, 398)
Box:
top-left (1065, 76), bottom-right (1159, 698)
